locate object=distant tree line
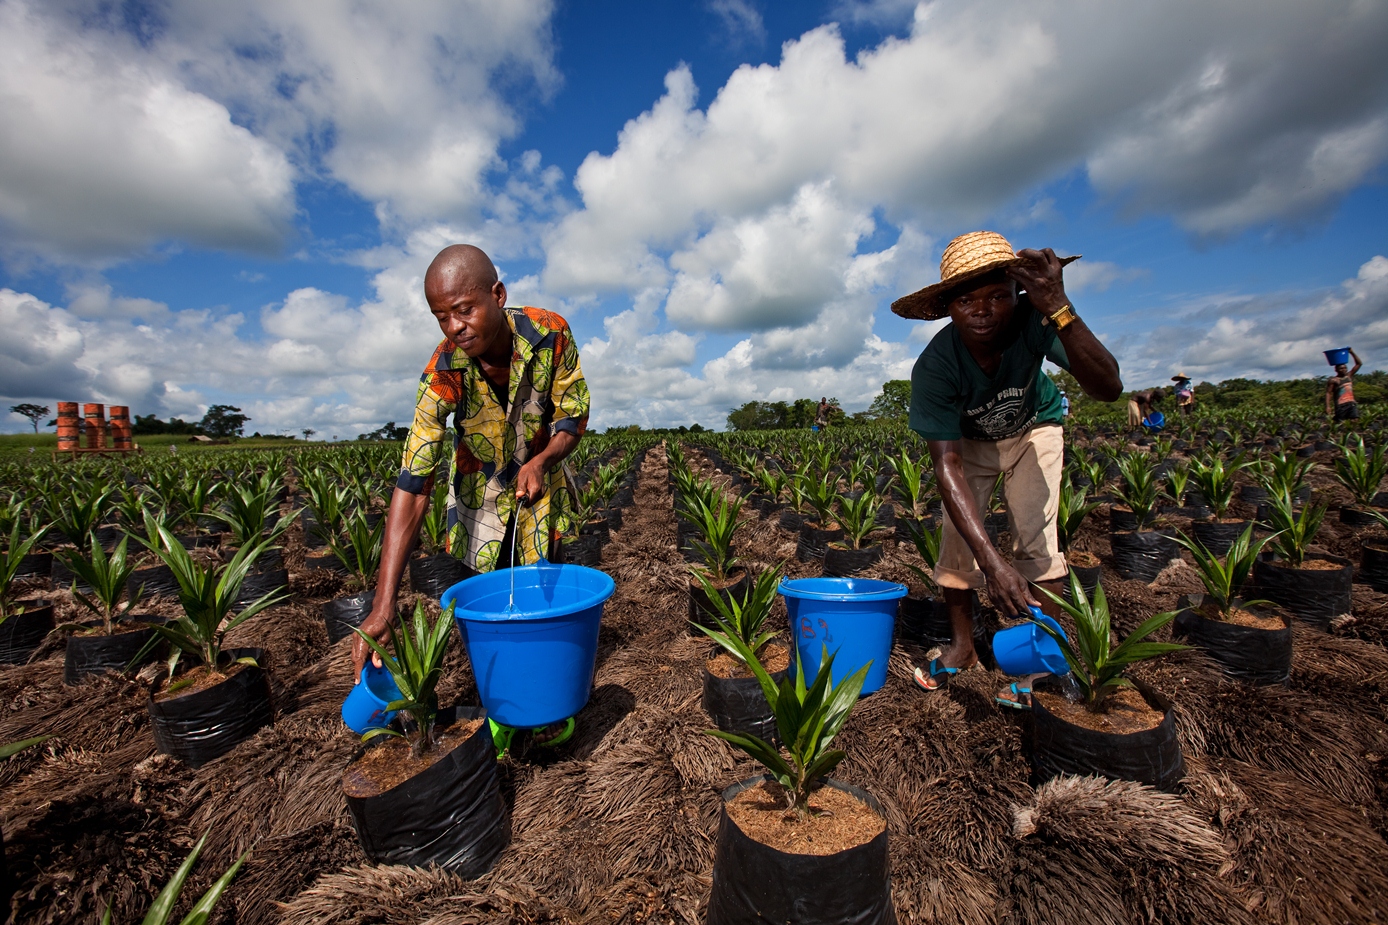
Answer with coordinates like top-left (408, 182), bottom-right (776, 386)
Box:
top-left (131, 405), bottom-right (251, 438)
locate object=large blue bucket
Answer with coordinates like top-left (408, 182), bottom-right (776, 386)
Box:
top-left (1325, 347), bottom-right (1351, 366)
top-left (779, 577), bottom-right (907, 696)
top-left (992, 609), bottom-right (1070, 675)
top-left (441, 562), bottom-right (614, 728)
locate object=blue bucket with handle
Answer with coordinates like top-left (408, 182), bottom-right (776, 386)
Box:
top-left (442, 561), bottom-right (614, 728)
top-left (779, 577), bottom-right (907, 696)
top-left (1142, 410), bottom-right (1165, 432)
top-left (992, 608), bottom-right (1070, 675)
top-left (1325, 347), bottom-right (1351, 366)
top-left (341, 662), bottom-right (403, 734)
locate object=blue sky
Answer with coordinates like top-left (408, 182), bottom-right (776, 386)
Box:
top-left (2, 0), bottom-right (1387, 436)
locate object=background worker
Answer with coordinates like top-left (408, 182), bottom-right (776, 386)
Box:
top-left (892, 231), bottom-right (1122, 703)
top-left (1172, 374), bottom-right (1195, 415)
top-left (814, 397), bottom-right (832, 432)
top-left (1327, 348), bottom-right (1363, 421)
top-left (1127, 388), bottom-right (1161, 430)
top-left (352, 244), bottom-right (590, 746)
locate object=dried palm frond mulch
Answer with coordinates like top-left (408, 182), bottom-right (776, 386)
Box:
top-left (3, 446), bottom-right (1388, 924)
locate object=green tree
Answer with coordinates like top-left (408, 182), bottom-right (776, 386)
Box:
top-left (199, 404), bottom-right (249, 438)
top-left (867, 380), bottom-right (910, 419)
top-left (9, 403), bottom-right (49, 433)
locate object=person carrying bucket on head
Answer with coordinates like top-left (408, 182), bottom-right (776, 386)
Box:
top-left (1171, 373), bottom-right (1195, 416)
top-left (351, 244), bottom-right (590, 749)
top-left (891, 231), bottom-right (1123, 708)
top-left (1326, 347), bottom-right (1362, 422)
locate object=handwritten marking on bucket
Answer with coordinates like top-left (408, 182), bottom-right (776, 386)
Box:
top-left (779, 577), bottom-right (906, 696)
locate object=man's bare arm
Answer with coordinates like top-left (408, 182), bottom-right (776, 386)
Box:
top-left (350, 484), bottom-right (432, 679)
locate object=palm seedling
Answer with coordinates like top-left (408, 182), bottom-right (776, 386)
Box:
top-left (903, 519), bottom-right (943, 594)
top-left (212, 479), bottom-right (297, 550)
top-left (889, 450), bottom-right (931, 519)
top-left (56, 535), bottom-right (142, 636)
top-left (754, 467), bottom-right (789, 506)
top-left (0, 522), bottom-right (50, 625)
top-left (695, 565), bottom-right (783, 666)
top-left (1171, 523), bottom-right (1279, 621)
top-left (1032, 574), bottom-right (1188, 713)
top-left (704, 637), bottom-right (870, 820)
top-left (418, 480), bottom-right (450, 555)
top-left (1258, 451), bottom-right (1316, 500)
top-left (681, 486), bottom-right (749, 582)
top-left (1188, 452), bottom-right (1247, 520)
top-left (101, 830), bottom-right (248, 925)
top-left (300, 469), bottom-right (349, 543)
top-left (1262, 489), bottom-right (1327, 568)
top-left (801, 471), bottom-right (840, 529)
top-left (1113, 452), bottom-right (1160, 528)
top-left (1079, 456), bottom-right (1110, 497)
top-left (1334, 435), bottom-right (1388, 510)
top-left (1057, 470), bottom-right (1101, 553)
top-left (834, 490), bottom-right (881, 550)
top-left (137, 511), bottom-right (288, 682)
top-left (1161, 460), bottom-right (1191, 509)
top-left (45, 482), bottom-right (116, 548)
top-left (328, 508), bottom-right (387, 588)
top-left (352, 600), bottom-right (454, 757)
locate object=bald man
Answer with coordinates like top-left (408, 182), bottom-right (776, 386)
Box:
top-left (352, 246), bottom-right (590, 737)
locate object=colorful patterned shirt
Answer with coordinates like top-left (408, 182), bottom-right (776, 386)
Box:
top-left (397, 307), bottom-right (590, 571)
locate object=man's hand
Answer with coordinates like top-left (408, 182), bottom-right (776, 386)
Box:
top-left (350, 604), bottom-right (393, 681)
top-left (515, 458), bottom-right (548, 505)
top-left (1007, 248), bottom-right (1069, 317)
top-left (981, 560), bottom-right (1041, 619)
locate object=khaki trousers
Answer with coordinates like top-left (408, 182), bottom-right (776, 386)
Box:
top-left (1126, 399), bottom-right (1143, 428)
top-left (935, 424), bottom-right (1068, 591)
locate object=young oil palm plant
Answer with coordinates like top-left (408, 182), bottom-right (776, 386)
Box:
top-left (418, 480), bottom-right (450, 555)
top-left (1161, 460), bottom-right (1191, 508)
top-left (45, 482), bottom-right (116, 548)
top-left (889, 450), bottom-right (931, 519)
top-left (0, 522), bottom-right (50, 624)
top-left (704, 638), bottom-right (870, 820)
top-left (1171, 523), bottom-right (1278, 620)
top-left (1032, 574), bottom-right (1188, 713)
top-left (1057, 470), bottom-right (1101, 553)
top-left (137, 510), bottom-right (288, 679)
top-left (1188, 451), bottom-right (1247, 520)
top-left (328, 508), bottom-right (386, 588)
top-left (1262, 489), bottom-right (1327, 568)
top-left (903, 519), bottom-right (942, 594)
top-left (351, 600), bottom-right (454, 758)
top-left (1257, 451), bottom-right (1316, 500)
top-left (1113, 452), bottom-right (1160, 528)
top-left (101, 830), bottom-right (248, 925)
top-left (55, 535), bottom-right (141, 636)
top-left (212, 480), bottom-right (296, 550)
top-left (1335, 435), bottom-right (1388, 509)
top-left (834, 490), bottom-right (881, 550)
top-left (695, 565), bottom-right (783, 666)
top-left (682, 487), bottom-right (749, 582)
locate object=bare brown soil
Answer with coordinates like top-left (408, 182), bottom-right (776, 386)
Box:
top-left (73, 619), bottom-right (158, 637)
top-left (707, 641), bottom-right (791, 679)
top-left (1068, 549), bottom-right (1101, 567)
top-left (725, 779), bottom-right (885, 855)
top-left (1197, 602), bottom-right (1287, 630)
top-left (1299, 557), bottom-right (1347, 571)
top-left (1035, 686), bottom-right (1165, 734)
top-left (341, 717), bottom-right (484, 798)
top-left (152, 660), bottom-right (248, 702)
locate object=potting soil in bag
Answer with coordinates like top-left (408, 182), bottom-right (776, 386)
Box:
top-left (708, 777), bottom-right (896, 925)
top-left (148, 647), bottom-right (274, 768)
top-left (1109, 531), bottom-right (1179, 582)
top-left (1250, 555), bottom-right (1353, 629)
top-left (1173, 597), bottom-right (1291, 685)
top-left (1029, 678), bottom-right (1184, 792)
top-left (345, 706), bottom-right (509, 876)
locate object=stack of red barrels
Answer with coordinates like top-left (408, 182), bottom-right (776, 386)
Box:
top-left (83, 403), bottom-right (107, 450)
top-left (56, 402), bottom-right (80, 452)
top-left (109, 406), bottom-right (132, 450)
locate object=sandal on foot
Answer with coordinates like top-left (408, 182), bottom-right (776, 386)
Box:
top-left (531, 716), bottom-right (575, 748)
top-left (914, 658), bottom-right (963, 692)
top-left (995, 683), bottom-right (1032, 711)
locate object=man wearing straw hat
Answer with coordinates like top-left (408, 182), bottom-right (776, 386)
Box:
top-left (892, 231), bottom-right (1123, 702)
top-left (1172, 374), bottom-right (1195, 416)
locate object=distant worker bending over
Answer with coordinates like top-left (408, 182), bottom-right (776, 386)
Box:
top-left (892, 231), bottom-right (1122, 704)
top-left (1327, 348), bottom-right (1362, 421)
top-left (352, 244), bottom-right (590, 744)
top-left (1127, 388), bottom-right (1161, 431)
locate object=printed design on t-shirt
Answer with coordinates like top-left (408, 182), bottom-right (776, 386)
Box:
top-left (964, 386), bottom-right (1033, 439)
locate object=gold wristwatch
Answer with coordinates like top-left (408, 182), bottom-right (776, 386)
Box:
top-left (1046, 302), bottom-right (1078, 330)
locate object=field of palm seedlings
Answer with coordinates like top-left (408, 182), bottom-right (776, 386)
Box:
top-left (1, 403), bottom-right (1388, 924)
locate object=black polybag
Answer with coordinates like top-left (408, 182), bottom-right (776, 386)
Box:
top-left (14, 551), bottom-right (50, 579)
top-left (147, 647), bottom-right (274, 768)
top-left (1250, 554), bottom-right (1352, 629)
top-left (1029, 676), bottom-right (1184, 792)
top-left (323, 590), bottom-right (376, 644)
top-left (1065, 564), bottom-right (1102, 600)
top-left (345, 706), bottom-right (509, 876)
top-left (1173, 595), bottom-right (1291, 685)
top-left (823, 545), bottom-right (883, 577)
top-left (796, 523), bottom-right (843, 563)
top-left (701, 648), bottom-right (791, 744)
top-left (233, 568), bottom-right (288, 611)
top-left (63, 618), bottom-right (166, 685)
top-left (1361, 543), bottom-right (1388, 593)
top-left (708, 777), bottom-right (896, 925)
top-left (1109, 530), bottom-right (1180, 582)
top-left (1191, 520), bottom-right (1250, 557)
top-left (689, 571), bottom-right (750, 632)
top-left (127, 564), bottom-right (180, 600)
top-left (897, 596), bottom-right (950, 645)
top-left (0, 603), bottom-right (54, 664)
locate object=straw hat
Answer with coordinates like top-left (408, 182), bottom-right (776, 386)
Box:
top-left (891, 230), bottom-right (1080, 320)
top-left (1171, 373), bottom-right (1190, 382)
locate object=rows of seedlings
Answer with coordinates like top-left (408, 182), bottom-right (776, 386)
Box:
top-left (0, 402), bottom-right (1386, 924)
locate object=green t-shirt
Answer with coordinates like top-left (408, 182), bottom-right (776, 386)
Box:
top-left (909, 303), bottom-right (1070, 442)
